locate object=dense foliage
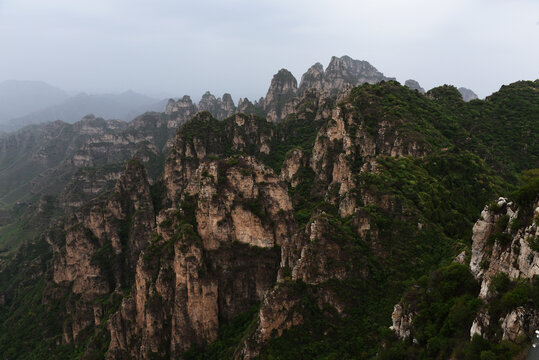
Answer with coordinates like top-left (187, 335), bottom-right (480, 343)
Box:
top-left (0, 79), bottom-right (537, 359)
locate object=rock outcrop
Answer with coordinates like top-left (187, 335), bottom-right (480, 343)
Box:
top-left (106, 134), bottom-right (297, 358)
top-left (198, 91), bottom-right (237, 120)
top-left (48, 159), bottom-right (155, 342)
top-left (470, 197), bottom-right (538, 297)
top-left (322, 55), bottom-right (392, 94)
top-left (264, 69), bottom-right (299, 123)
top-left (404, 79), bottom-right (425, 94)
top-left (389, 196), bottom-right (539, 347)
top-left (469, 197), bottom-right (539, 340)
top-left (165, 95), bottom-right (198, 128)
top-left (458, 87), bottom-right (479, 102)
top-left (390, 303), bottom-right (415, 340)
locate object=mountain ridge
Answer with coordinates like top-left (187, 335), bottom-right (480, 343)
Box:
top-left (0, 57), bottom-right (537, 360)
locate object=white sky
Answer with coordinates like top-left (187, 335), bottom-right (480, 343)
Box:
top-left (0, 0), bottom-right (538, 99)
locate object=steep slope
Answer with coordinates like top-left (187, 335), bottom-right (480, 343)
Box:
top-left (387, 174), bottom-right (538, 359)
top-left (0, 111), bottom-right (179, 258)
top-left (0, 75), bottom-right (537, 360)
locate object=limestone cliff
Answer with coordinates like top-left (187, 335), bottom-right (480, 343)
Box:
top-left (198, 91), bottom-right (237, 120)
top-left (47, 159), bottom-right (155, 343)
top-left (4, 72), bottom-right (536, 359)
top-left (264, 69), bottom-right (299, 123)
top-left (107, 141), bottom-right (296, 358)
top-left (165, 96), bottom-right (198, 128)
top-left (390, 196), bottom-right (539, 347)
top-left (469, 197), bottom-right (539, 341)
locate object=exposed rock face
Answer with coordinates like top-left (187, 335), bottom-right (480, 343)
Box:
top-left (220, 93), bottom-right (236, 119)
top-left (59, 165), bottom-right (124, 211)
top-left (237, 97), bottom-right (262, 115)
top-left (163, 112), bottom-right (274, 200)
top-left (48, 160), bottom-right (155, 342)
top-left (309, 91), bottom-right (431, 219)
top-left (167, 56), bottom-right (395, 125)
top-left (390, 197), bottom-right (539, 345)
top-left (107, 158), bottom-right (294, 358)
top-left (458, 87), bottom-right (479, 102)
top-left (0, 111), bottom-right (176, 208)
top-left (297, 62), bottom-right (325, 97)
top-left (391, 303), bottom-right (415, 340)
top-left (198, 91), bottom-right (237, 120)
top-left (468, 197), bottom-right (539, 342)
top-left (500, 307), bottom-right (539, 342)
top-left (264, 69), bottom-right (299, 122)
top-left (322, 55), bottom-right (392, 94)
top-left (262, 56), bottom-right (393, 123)
top-left (237, 286), bottom-right (304, 360)
top-left (280, 148), bottom-right (306, 187)
top-left (404, 79), bottom-right (425, 94)
top-left (165, 95), bottom-right (198, 128)
top-left (469, 197), bottom-right (538, 298)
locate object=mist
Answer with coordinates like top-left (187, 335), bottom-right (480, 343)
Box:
top-left (1, 0), bottom-right (538, 100)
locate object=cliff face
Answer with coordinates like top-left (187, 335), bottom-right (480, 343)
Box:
top-left (47, 159), bottom-right (155, 343)
top-left (104, 112), bottom-right (297, 358)
top-left (264, 69), bottom-right (299, 123)
top-left (264, 55), bottom-right (392, 122)
top-left (390, 196), bottom-right (539, 350)
top-left (3, 72), bottom-right (538, 359)
top-left (469, 197), bottom-right (539, 341)
top-left (0, 112), bottom-right (174, 210)
top-left (107, 155), bottom-right (294, 358)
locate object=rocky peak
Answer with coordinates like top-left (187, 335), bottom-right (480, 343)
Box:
top-left (298, 62), bottom-right (325, 97)
top-left (264, 69), bottom-right (298, 122)
top-left (324, 55), bottom-right (391, 92)
top-left (220, 93), bottom-right (236, 116)
top-left (264, 69), bottom-right (298, 106)
top-left (198, 91), bottom-right (218, 112)
top-left (197, 91), bottom-right (237, 120)
top-left (404, 79), bottom-right (425, 94)
top-left (164, 95), bottom-right (198, 128)
top-left (458, 87), bottom-right (479, 102)
top-left (165, 99), bottom-right (175, 114)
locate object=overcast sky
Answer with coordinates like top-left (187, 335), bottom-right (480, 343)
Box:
top-left (0, 0), bottom-right (538, 100)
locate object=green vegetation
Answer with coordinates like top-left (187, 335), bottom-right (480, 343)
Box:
top-left (512, 169), bottom-right (539, 208)
top-left (379, 264), bottom-right (481, 359)
top-left (0, 78), bottom-right (537, 359)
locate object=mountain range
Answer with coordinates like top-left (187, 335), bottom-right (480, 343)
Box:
top-left (0, 81), bottom-right (165, 133)
top-left (0, 56), bottom-right (536, 360)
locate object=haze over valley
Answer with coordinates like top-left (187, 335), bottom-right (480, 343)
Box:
top-left (0, 1), bottom-right (538, 359)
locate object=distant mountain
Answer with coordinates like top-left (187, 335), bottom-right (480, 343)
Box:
top-left (3, 90), bottom-right (160, 132)
top-left (166, 55), bottom-right (394, 123)
top-left (458, 86), bottom-right (479, 101)
top-left (0, 80), bottom-right (68, 120)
